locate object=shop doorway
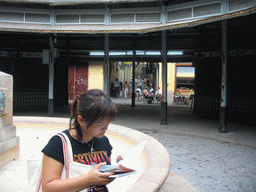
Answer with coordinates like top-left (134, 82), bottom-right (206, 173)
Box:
top-left (68, 62), bottom-right (88, 100)
top-left (174, 63), bottom-right (195, 105)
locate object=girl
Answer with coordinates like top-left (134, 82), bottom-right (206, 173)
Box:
top-left (41, 89), bottom-right (122, 192)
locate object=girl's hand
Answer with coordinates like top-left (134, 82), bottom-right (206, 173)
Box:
top-left (87, 163), bottom-right (115, 186)
top-left (116, 155), bottom-right (124, 163)
top-left (42, 156), bottom-right (114, 192)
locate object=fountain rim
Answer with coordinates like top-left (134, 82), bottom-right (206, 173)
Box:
top-left (13, 116), bottom-right (171, 192)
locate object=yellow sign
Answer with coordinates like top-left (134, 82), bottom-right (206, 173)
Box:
top-left (123, 62), bottom-right (133, 65)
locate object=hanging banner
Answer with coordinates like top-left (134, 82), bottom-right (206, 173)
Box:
top-left (43, 49), bottom-right (50, 64)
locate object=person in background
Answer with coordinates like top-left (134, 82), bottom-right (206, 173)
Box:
top-left (155, 87), bottom-right (162, 103)
top-left (124, 81), bottom-right (129, 99)
top-left (149, 85), bottom-right (154, 94)
top-left (140, 77), bottom-right (144, 90)
top-left (135, 85), bottom-right (143, 100)
top-left (113, 79), bottom-right (120, 98)
top-left (174, 88), bottom-right (180, 103)
top-left (190, 89), bottom-right (195, 108)
top-left (143, 88), bottom-right (153, 104)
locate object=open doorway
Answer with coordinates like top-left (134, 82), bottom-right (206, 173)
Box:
top-left (110, 61), bottom-right (159, 101)
top-left (174, 63), bottom-right (195, 105)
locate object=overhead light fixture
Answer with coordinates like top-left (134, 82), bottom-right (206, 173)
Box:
top-left (90, 51), bottom-right (104, 56)
top-left (146, 51), bottom-right (161, 55)
top-left (89, 50), bottom-right (184, 56)
top-left (110, 52), bottom-right (126, 56)
top-left (168, 51), bottom-right (183, 55)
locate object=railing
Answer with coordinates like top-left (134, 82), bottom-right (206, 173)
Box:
top-left (13, 89), bottom-right (48, 109)
top-left (194, 96), bottom-right (256, 116)
top-left (228, 97), bottom-right (256, 113)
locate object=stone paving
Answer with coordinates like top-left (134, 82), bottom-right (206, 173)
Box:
top-left (152, 133), bottom-right (256, 191)
top-left (111, 99), bottom-right (256, 192)
top-left (2, 98), bottom-right (256, 192)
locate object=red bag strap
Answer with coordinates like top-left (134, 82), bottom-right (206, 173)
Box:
top-left (35, 133), bottom-right (70, 192)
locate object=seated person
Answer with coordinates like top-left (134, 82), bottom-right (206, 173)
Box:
top-left (136, 86), bottom-right (143, 99)
top-left (155, 87), bottom-right (162, 102)
top-left (143, 88), bottom-right (153, 104)
top-left (190, 89), bottom-right (195, 100)
top-left (143, 88), bottom-right (150, 97)
top-left (149, 85), bottom-right (155, 95)
top-left (174, 88), bottom-right (181, 103)
top-left (136, 86), bottom-right (142, 94)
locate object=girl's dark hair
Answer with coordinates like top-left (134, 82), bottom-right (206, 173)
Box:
top-left (70, 89), bottom-right (117, 141)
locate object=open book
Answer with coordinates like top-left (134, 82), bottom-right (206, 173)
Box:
top-left (99, 141), bottom-right (146, 178)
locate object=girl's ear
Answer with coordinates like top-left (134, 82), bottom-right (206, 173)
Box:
top-left (77, 115), bottom-right (84, 126)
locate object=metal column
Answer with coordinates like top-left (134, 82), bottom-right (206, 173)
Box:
top-left (219, 20), bottom-right (228, 132)
top-left (48, 35), bottom-right (54, 117)
top-left (132, 35), bottom-right (136, 107)
top-left (104, 34), bottom-right (110, 96)
top-left (161, 30), bottom-right (168, 125)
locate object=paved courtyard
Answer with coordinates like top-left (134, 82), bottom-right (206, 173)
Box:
top-left (111, 100), bottom-right (256, 191)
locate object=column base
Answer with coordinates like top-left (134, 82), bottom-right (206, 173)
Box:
top-left (161, 102), bottom-right (168, 125)
top-left (219, 106), bottom-right (228, 133)
top-left (48, 99), bottom-right (54, 117)
top-left (0, 140), bottom-right (19, 167)
top-left (132, 93), bottom-right (136, 107)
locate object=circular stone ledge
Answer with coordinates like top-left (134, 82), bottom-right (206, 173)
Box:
top-left (13, 116), bottom-right (171, 192)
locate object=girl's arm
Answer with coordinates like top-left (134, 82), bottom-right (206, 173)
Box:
top-left (42, 155), bottom-right (114, 192)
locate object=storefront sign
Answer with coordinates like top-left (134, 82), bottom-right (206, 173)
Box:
top-left (21, 52), bottom-right (43, 58)
top-left (195, 49), bottom-right (256, 58)
top-left (0, 50), bottom-right (59, 58)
